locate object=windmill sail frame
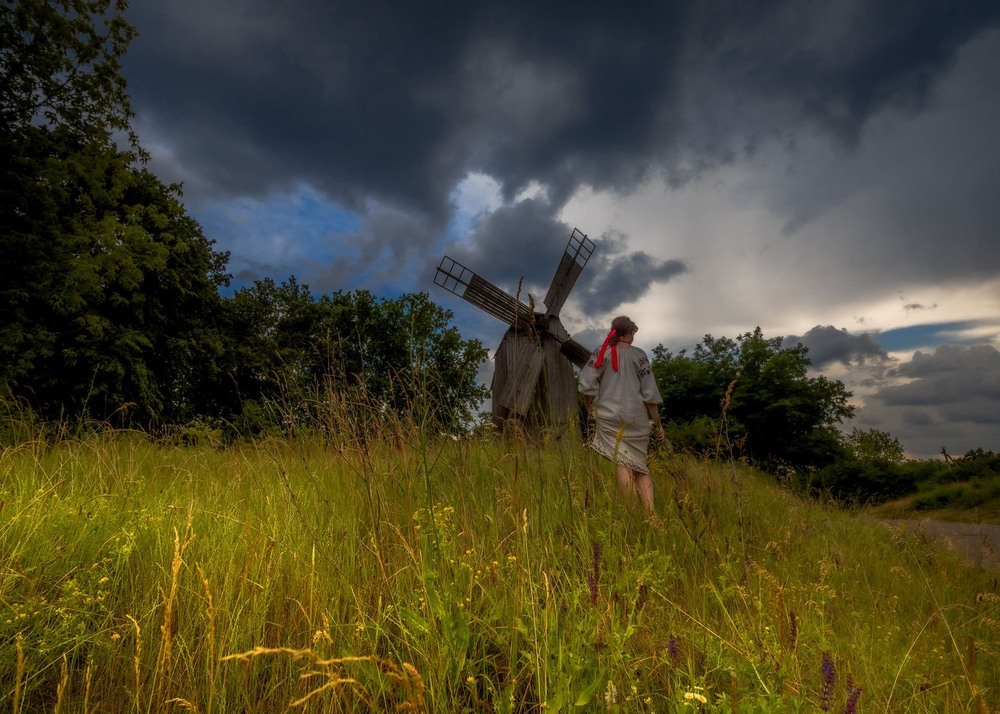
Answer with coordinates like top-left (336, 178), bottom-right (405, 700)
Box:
top-left (434, 256), bottom-right (532, 326)
top-left (544, 228), bottom-right (595, 316)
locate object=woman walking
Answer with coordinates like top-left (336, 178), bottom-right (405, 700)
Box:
top-left (579, 315), bottom-right (664, 510)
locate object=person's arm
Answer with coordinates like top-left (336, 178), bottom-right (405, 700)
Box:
top-left (646, 402), bottom-right (665, 441)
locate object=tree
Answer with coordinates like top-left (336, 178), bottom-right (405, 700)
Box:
top-left (1, 1), bottom-right (235, 425)
top-left (0, 126), bottom-right (230, 423)
top-left (217, 280), bottom-right (489, 433)
top-left (651, 327), bottom-right (854, 470)
top-left (1, 0), bottom-right (139, 150)
top-left (842, 427), bottom-right (905, 465)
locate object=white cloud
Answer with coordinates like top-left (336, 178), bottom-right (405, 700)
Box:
top-left (448, 172), bottom-right (504, 240)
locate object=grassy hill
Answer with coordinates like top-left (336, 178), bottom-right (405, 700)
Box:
top-left (1, 429), bottom-right (997, 712)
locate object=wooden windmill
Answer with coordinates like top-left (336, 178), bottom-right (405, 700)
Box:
top-left (434, 228), bottom-right (596, 437)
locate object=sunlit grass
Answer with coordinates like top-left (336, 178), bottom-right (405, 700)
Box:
top-left (1, 426), bottom-right (998, 711)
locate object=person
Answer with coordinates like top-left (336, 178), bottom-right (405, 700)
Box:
top-left (578, 315), bottom-right (664, 511)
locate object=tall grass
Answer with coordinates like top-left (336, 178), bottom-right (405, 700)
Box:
top-left (1, 410), bottom-right (998, 711)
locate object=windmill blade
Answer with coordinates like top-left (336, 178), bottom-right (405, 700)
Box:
top-left (434, 256), bottom-right (532, 326)
top-left (543, 228), bottom-right (595, 316)
top-left (560, 337), bottom-right (592, 369)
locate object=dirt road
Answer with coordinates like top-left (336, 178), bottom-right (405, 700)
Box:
top-left (882, 519), bottom-right (1000, 571)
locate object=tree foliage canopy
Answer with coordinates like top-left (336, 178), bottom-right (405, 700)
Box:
top-left (652, 327), bottom-right (855, 470)
top-left (1, 0), bottom-right (138, 149)
top-left (216, 279), bottom-right (489, 433)
top-left (1, 126), bottom-right (230, 423)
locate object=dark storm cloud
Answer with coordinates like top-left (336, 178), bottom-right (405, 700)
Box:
top-left (574, 232), bottom-right (687, 315)
top-left (876, 345), bottom-right (1000, 408)
top-left (122, 0), bottom-right (1000, 227)
top-left (446, 200), bottom-right (573, 300)
top-left (783, 325), bottom-right (889, 368)
top-left (846, 344), bottom-right (1000, 457)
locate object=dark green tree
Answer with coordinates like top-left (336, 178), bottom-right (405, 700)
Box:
top-left (652, 327), bottom-right (854, 470)
top-left (1, 1), bottom-right (233, 424)
top-left (1, 0), bottom-right (139, 149)
top-left (217, 280), bottom-right (489, 433)
top-left (0, 127), bottom-right (230, 423)
top-left (843, 427), bottom-right (905, 465)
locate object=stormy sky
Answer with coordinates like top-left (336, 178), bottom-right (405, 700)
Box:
top-left (121, 0), bottom-right (1000, 458)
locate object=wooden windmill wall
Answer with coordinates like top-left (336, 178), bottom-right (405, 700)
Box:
top-left (434, 229), bottom-right (595, 438)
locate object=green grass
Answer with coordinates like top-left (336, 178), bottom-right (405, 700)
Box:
top-left (1, 429), bottom-right (998, 712)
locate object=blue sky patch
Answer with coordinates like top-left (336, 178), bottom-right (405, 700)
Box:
top-left (877, 321), bottom-right (986, 352)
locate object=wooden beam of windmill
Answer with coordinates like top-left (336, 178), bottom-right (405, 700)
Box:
top-left (433, 256), bottom-right (532, 326)
top-left (543, 228), bottom-right (595, 317)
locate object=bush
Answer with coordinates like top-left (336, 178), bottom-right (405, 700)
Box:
top-left (807, 459), bottom-right (917, 505)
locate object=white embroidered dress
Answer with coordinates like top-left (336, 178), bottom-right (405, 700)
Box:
top-left (578, 344), bottom-right (663, 474)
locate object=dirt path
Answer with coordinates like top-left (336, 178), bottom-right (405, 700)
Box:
top-left (882, 519), bottom-right (1000, 571)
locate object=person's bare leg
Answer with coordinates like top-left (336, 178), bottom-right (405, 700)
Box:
top-left (616, 463), bottom-right (634, 500)
top-left (634, 471), bottom-right (654, 511)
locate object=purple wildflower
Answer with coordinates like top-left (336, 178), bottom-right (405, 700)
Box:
top-left (668, 634), bottom-right (680, 665)
top-left (844, 684), bottom-right (862, 714)
top-left (788, 611), bottom-right (798, 649)
top-left (820, 651), bottom-right (836, 711)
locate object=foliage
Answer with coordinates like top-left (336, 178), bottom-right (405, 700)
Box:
top-left (0, 427), bottom-right (996, 711)
top-left (805, 459), bottom-right (918, 504)
top-left (873, 450), bottom-right (1000, 520)
top-left (842, 427), bottom-right (904, 465)
top-left (1, 0), bottom-right (139, 151)
top-left (652, 327), bottom-right (854, 471)
top-left (1, 0), bottom-right (236, 425)
top-left (216, 278), bottom-right (489, 434)
top-left (0, 126), bottom-right (230, 424)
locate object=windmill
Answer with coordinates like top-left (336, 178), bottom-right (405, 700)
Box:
top-left (434, 228), bottom-right (596, 437)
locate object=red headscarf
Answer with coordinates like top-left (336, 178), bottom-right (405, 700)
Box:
top-left (594, 316), bottom-right (636, 372)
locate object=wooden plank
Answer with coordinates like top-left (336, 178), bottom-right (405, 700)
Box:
top-left (542, 228), bottom-right (595, 316)
top-left (492, 330), bottom-right (544, 417)
top-left (543, 251), bottom-right (583, 316)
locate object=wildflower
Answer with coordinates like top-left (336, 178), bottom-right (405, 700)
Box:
top-left (684, 692), bottom-right (708, 703)
top-left (820, 651), bottom-right (836, 711)
top-left (604, 680), bottom-right (618, 705)
top-left (98, 577), bottom-right (109, 585)
top-left (466, 676), bottom-right (475, 684)
top-left (111, 633), bottom-right (121, 641)
top-left (845, 684), bottom-right (862, 714)
top-left (668, 634), bottom-right (681, 664)
top-left (507, 555), bottom-right (517, 562)
top-left (788, 611), bottom-right (798, 648)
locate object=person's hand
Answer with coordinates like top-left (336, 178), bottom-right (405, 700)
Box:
top-left (653, 425), bottom-right (665, 443)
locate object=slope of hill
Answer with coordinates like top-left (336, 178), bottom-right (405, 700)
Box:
top-left (1, 433), bottom-right (997, 711)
